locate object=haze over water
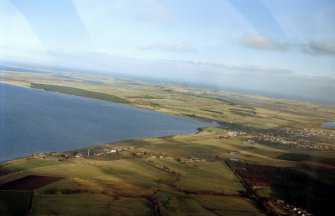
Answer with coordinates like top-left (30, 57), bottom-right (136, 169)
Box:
top-left (0, 83), bottom-right (211, 162)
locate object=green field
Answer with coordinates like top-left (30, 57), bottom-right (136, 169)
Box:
top-left (0, 158), bottom-right (62, 174)
top-left (31, 83), bottom-right (130, 104)
top-left (31, 194), bottom-right (153, 216)
top-left (0, 70), bottom-right (334, 215)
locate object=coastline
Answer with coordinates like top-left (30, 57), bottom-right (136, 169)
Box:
top-left (0, 82), bottom-right (216, 164)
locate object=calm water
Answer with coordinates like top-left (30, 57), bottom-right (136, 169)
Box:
top-left (0, 83), bottom-right (212, 162)
top-left (322, 122), bottom-right (335, 129)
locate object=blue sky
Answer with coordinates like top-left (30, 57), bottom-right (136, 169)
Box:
top-left (1, 0), bottom-right (335, 103)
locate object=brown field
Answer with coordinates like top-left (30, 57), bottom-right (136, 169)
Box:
top-left (0, 175), bottom-right (63, 191)
top-left (0, 70), bottom-right (334, 215)
top-left (228, 160), bottom-right (335, 216)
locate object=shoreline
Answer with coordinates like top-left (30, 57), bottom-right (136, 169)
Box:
top-left (0, 128), bottom-right (208, 165)
top-left (0, 82), bottom-right (218, 164)
top-left (0, 81), bottom-right (220, 124)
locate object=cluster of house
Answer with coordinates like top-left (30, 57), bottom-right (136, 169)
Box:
top-left (74, 145), bottom-right (135, 158)
top-left (178, 157), bottom-right (206, 163)
top-left (288, 206), bottom-right (312, 216)
top-left (252, 185), bottom-right (262, 190)
top-left (274, 199), bottom-right (313, 216)
top-left (258, 133), bottom-right (333, 151)
top-left (217, 130), bottom-right (246, 139)
top-left (150, 155), bottom-right (165, 159)
top-left (289, 127), bottom-right (335, 141)
top-left (104, 145), bottom-right (135, 154)
top-left (217, 131), bottom-right (238, 139)
top-left (257, 127), bottom-right (335, 151)
top-left (74, 152), bottom-right (83, 158)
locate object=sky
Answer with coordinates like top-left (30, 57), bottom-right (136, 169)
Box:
top-left (1, 0), bottom-right (335, 103)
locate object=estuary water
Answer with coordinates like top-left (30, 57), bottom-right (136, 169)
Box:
top-left (0, 83), bottom-right (212, 162)
top-left (322, 122), bottom-right (335, 129)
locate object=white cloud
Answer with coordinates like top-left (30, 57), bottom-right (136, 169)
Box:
top-left (174, 59), bottom-right (293, 75)
top-left (303, 40), bottom-right (335, 56)
top-left (241, 34), bottom-right (287, 51)
top-left (141, 42), bottom-right (196, 53)
top-left (240, 34), bottom-right (335, 57)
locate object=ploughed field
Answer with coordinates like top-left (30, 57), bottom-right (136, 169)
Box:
top-left (0, 175), bottom-right (62, 191)
top-left (1, 68), bottom-right (335, 215)
top-left (0, 175), bottom-right (62, 215)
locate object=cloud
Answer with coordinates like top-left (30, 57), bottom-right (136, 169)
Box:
top-left (241, 34), bottom-right (287, 51)
top-left (226, 65), bottom-right (293, 75)
top-left (241, 34), bottom-right (335, 56)
top-left (141, 42), bottom-right (196, 53)
top-left (303, 40), bottom-right (335, 56)
top-left (173, 59), bottom-right (293, 76)
top-left (91, 0), bottom-right (170, 23)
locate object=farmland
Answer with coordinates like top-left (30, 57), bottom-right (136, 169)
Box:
top-left (0, 68), bottom-right (335, 215)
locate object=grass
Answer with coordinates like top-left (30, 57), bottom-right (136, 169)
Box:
top-left (151, 158), bottom-right (243, 193)
top-left (1, 70), bottom-right (334, 215)
top-left (12, 159), bottom-right (174, 196)
top-left (133, 132), bottom-right (293, 167)
top-left (193, 195), bottom-right (266, 216)
top-left (0, 130), bottom-right (319, 214)
top-left (0, 158), bottom-right (62, 176)
top-left (31, 194), bottom-right (153, 216)
top-left (178, 161), bottom-right (243, 193)
top-left (156, 191), bottom-right (216, 216)
top-left (5, 71), bottom-right (334, 130)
